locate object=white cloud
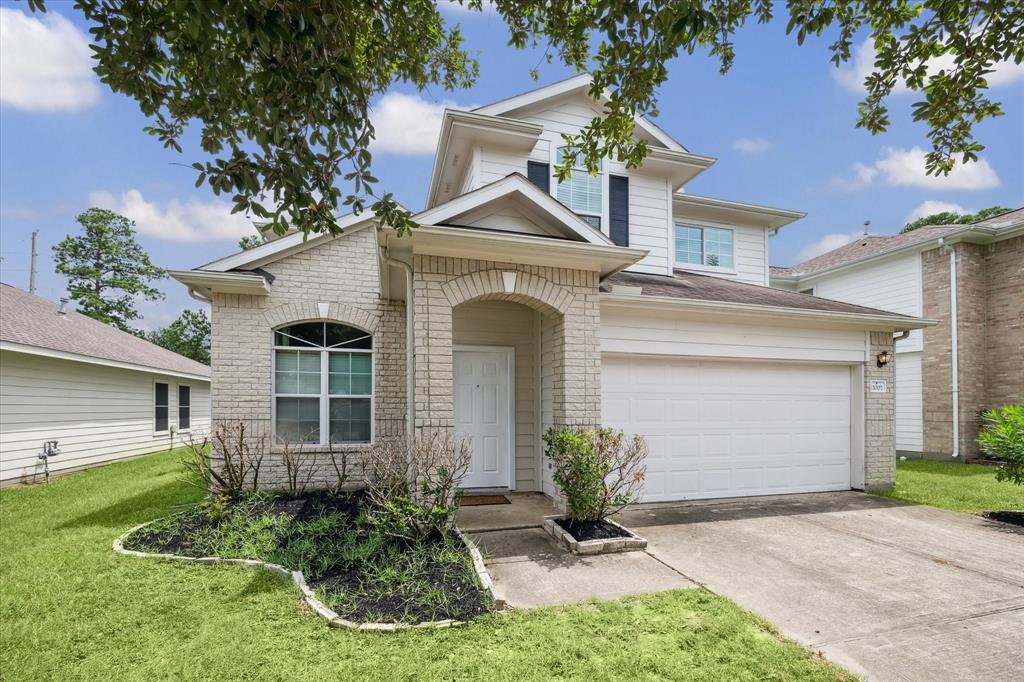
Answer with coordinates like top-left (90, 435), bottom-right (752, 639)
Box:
top-left (832, 147), bottom-right (1000, 191)
top-left (732, 137), bottom-right (771, 154)
top-left (369, 92), bottom-right (461, 155)
top-left (798, 232), bottom-right (863, 261)
top-left (904, 200), bottom-right (969, 224)
top-left (0, 7), bottom-right (100, 112)
top-left (88, 189), bottom-right (255, 242)
top-left (833, 37), bottom-right (1024, 94)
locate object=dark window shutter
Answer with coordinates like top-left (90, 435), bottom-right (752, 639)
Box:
top-left (526, 161), bottom-right (550, 193)
top-left (609, 174), bottom-right (629, 246)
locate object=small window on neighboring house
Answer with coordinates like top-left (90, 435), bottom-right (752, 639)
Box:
top-left (555, 146), bottom-right (602, 229)
top-left (674, 224), bottom-right (735, 269)
top-left (273, 321), bottom-right (373, 445)
top-left (155, 382), bottom-right (169, 433)
top-left (178, 385), bottom-right (191, 430)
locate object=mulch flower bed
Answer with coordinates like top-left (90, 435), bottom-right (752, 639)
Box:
top-left (554, 517), bottom-right (634, 542)
top-left (121, 491), bottom-right (491, 625)
top-left (983, 511), bottom-right (1024, 528)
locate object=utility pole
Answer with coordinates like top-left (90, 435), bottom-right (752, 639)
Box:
top-left (29, 230), bottom-right (39, 294)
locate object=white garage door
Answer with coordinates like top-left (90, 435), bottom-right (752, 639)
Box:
top-left (602, 355), bottom-right (852, 502)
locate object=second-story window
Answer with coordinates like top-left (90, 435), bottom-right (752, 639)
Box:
top-left (674, 224), bottom-right (735, 269)
top-left (555, 146), bottom-right (602, 230)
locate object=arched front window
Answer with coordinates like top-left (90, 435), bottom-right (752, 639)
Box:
top-left (273, 321), bottom-right (373, 444)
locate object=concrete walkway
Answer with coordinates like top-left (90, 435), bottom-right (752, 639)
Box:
top-left (471, 526), bottom-right (694, 608)
top-left (618, 492), bottom-right (1024, 682)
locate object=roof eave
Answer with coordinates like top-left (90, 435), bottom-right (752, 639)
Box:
top-left (601, 292), bottom-right (936, 331)
top-left (170, 270), bottom-right (271, 299)
top-left (673, 193), bottom-right (806, 230)
top-left (0, 340), bottom-right (211, 381)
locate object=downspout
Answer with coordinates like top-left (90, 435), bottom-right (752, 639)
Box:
top-left (187, 287), bottom-right (213, 304)
top-left (383, 245), bottom-right (415, 450)
top-left (893, 330), bottom-right (910, 342)
top-left (939, 238), bottom-right (959, 458)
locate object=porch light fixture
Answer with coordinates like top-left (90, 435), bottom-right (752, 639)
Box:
top-left (876, 350), bottom-right (892, 368)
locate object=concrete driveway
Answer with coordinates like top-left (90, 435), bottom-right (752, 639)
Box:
top-left (617, 492), bottom-right (1024, 682)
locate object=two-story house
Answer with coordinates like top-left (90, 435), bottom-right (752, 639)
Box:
top-left (173, 75), bottom-right (930, 502)
top-left (772, 208), bottom-right (1023, 460)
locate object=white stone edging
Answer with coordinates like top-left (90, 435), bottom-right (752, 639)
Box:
top-left (114, 520), bottom-right (497, 631)
top-left (542, 514), bottom-right (648, 555)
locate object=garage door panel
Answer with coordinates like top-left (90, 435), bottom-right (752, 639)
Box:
top-left (602, 356), bottom-right (852, 502)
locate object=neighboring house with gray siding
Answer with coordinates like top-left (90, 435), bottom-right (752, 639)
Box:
top-left (173, 75), bottom-right (931, 502)
top-left (771, 208), bottom-right (1024, 459)
top-left (0, 284), bottom-right (211, 486)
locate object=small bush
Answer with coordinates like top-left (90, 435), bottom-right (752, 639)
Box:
top-left (181, 420), bottom-right (266, 498)
top-left (978, 404), bottom-right (1024, 485)
top-left (362, 432), bottom-right (471, 542)
top-left (543, 427), bottom-right (647, 522)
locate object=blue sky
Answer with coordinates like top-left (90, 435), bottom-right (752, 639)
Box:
top-left (1, 2), bottom-right (1021, 329)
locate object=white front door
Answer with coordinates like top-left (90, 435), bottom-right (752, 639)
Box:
top-left (454, 348), bottom-right (513, 489)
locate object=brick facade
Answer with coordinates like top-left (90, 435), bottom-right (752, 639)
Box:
top-left (210, 226), bottom-right (406, 489)
top-left (865, 332), bottom-right (896, 490)
top-left (921, 236), bottom-right (1024, 459)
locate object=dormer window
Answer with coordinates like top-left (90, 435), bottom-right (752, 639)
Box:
top-left (674, 223), bottom-right (734, 269)
top-left (555, 146), bottom-right (602, 230)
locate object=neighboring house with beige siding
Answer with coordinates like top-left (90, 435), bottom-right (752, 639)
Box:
top-left (771, 208), bottom-right (1024, 459)
top-left (173, 75), bottom-right (931, 503)
top-left (0, 284), bottom-right (211, 486)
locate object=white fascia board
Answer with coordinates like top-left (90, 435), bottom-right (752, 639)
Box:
top-left (415, 174), bottom-right (614, 246)
top-left (197, 213), bottom-right (376, 272)
top-left (0, 341), bottom-right (212, 382)
top-left (425, 109), bottom-right (544, 208)
top-left (169, 270), bottom-right (271, 297)
top-left (673, 193), bottom-right (805, 229)
top-left (384, 225), bottom-right (646, 277)
top-left (474, 73), bottom-right (689, 153)
top-left (600, 293), bottom-right (937, 331)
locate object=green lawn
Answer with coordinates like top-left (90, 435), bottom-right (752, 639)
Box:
top-left (1, 450), bottom-right (853, 682)
top-left (878, 459), bottom-right (1024, 514)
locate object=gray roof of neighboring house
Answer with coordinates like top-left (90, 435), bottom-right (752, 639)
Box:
top-left (0, 283), bottom-right (210, 378)
top-left (602, 270), bottom-right (920, 319)
top-left (773, 207), bottom-right (1023, 278)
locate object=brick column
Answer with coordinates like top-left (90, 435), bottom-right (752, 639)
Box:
top-left (864, 332), bottom-right (896, 490)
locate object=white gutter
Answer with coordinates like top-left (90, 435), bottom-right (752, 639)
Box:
top-left (383, 247), bottom-right (415, 450)
top-left (940, 237), bottom-right (960, 458)
top-left (0, 341), bottom-right (211, 382)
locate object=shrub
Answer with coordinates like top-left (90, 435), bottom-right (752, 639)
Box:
top-left (543, 427), bottom-right (647, 522)
top-left (277, 434), bottom-right (318, 497)
top-left (978, 404), bottom-right (1024, 485)
top-left (181, 420), bottom-right (266, 498)
top-left (362, 431), bottom-right (471, 542)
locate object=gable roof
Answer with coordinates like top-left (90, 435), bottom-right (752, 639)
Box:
top-left (602, 270), bottom-right (932, 329)
top-left (0, 284), bottom-right (210, 380)
top-left (473, 73), bottom-right (688, 153)
top-left (414, 173), bottom-right (615, 245)
top-left (774, 207), bottom-right (1024, 280)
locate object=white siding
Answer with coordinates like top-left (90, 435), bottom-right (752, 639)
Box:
top-left (601, 307), bottom-right (867, 363)
top-left (0, 350), bottom-right (211, 485)
top-left (894, 350), bottom-right (923, 452)
top-left (453, 302), bottom-right (539, 490)
top-left (811, 253), bottom-right (923, 352)
top-left (801, 252), bottom-right (924, 452)
top-left (473, 97), bottom-right (674, 275)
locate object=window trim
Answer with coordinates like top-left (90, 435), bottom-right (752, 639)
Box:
top-left (673, 222), bottom-right (737, 274)
top-left (153, 380), bottom-right (170, 435)
top-left (271, 321), bottom-right (375, 447)
top-left (551, 145), bottom-right (605, 230)
top-left (177, 384), bottom-right (192, 433)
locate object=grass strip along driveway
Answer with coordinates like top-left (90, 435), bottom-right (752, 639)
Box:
top-left (879, 459), bottom-right (1024, 515)
top-left (0, 450), bottom-right (853, 681)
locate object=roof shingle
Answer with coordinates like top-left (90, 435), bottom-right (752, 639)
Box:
top-left (0, 284), bottom-right (210, 378)
top-left (602, 270), bottom-right (920, 319)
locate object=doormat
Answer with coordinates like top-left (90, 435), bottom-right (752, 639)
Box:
top-left (459, 495), bottom-right (511, 507)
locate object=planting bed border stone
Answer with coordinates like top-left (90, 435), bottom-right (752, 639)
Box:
top-left (114, 521), bottom-right (496, 631)
top-left (542, 515), bottom-right (647, 555)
